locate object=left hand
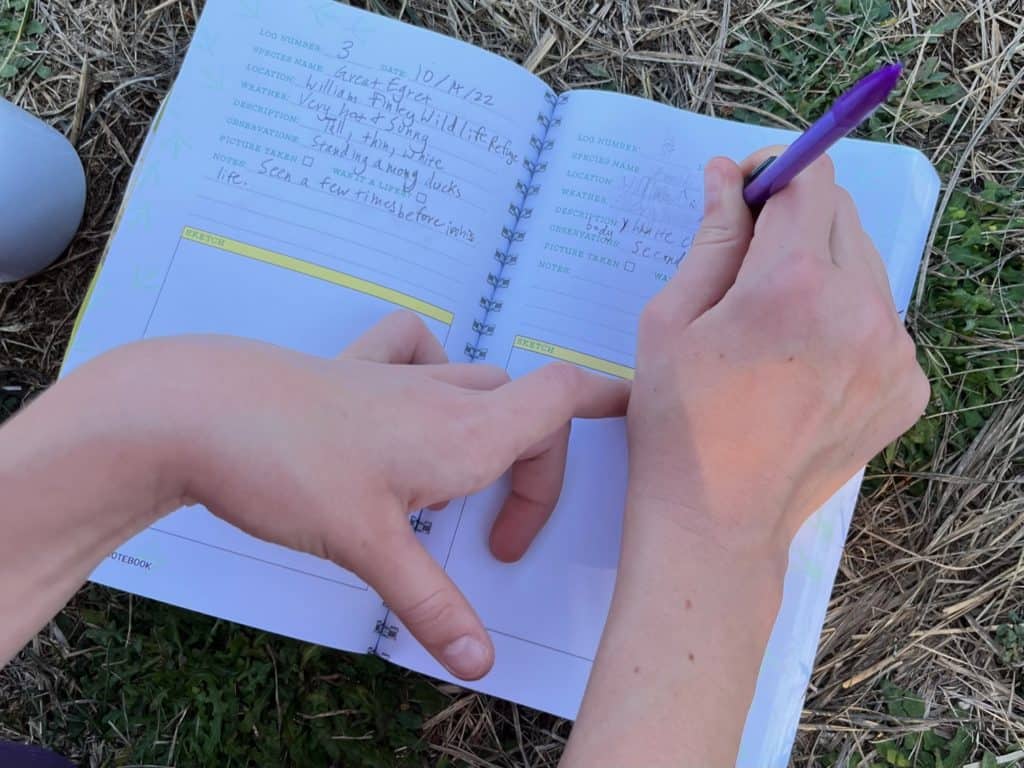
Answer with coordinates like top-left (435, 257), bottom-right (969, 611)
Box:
top-left (97, 311), bottom-right (627, 679)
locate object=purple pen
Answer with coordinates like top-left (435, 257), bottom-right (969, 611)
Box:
top-left (742, 62), bottom-right (903, 208)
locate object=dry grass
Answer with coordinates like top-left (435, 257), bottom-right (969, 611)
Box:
top-left (1, 0), bottom-right (1022, 766)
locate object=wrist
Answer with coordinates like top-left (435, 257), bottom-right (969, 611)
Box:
top-left (567, 491), bottom-right (788, 767)
top-left (65, 339), bottom-right (200, 517)
top-left (620, 489), bottom-right (789, 648)
top-left (623, 484), bottom-right (792, 574)
top-left (0, 341), bottom-right (195, 664)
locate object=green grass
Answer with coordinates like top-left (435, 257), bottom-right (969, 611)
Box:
top-left (729, 1), bottom-right (967, 137)
top-left (0, 0), bottom-right (48, 94)
top-left (885, 182), bottom-right (1024, 479)
top-left (996, 612), bottom-right (1024, 671)
top-left (821, 682), bottom-right (1015, 768)
top-left (17, 586), bottom-right (448, 767)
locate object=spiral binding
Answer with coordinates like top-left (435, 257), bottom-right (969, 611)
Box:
top-left (372, 93), bottom-right (567, 659)
top-left (463, 90), bottom-right (566, 362)
top-left (409, 515), bottom-right (432, 534)
top-left (369, 617), bottom-right (399, 658)
top-left (366, 513), bottom-right (432, 655)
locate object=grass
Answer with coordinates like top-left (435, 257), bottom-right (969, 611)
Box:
top-left (52, 588), bottom-right (447, 766)
top-left (1, 0), bottom-right (1023, 766)
top-left (0, 0), bottom-right (48, 87)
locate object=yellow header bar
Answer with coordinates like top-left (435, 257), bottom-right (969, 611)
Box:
top-left (513, 335), bottom-right (634, 380)
top-left (181, 227), bottom-right (454, 325)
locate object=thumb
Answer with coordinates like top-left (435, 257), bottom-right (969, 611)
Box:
top-left (359, 524), bottom-right (493, 680)
top-left (663, 157), bottom-right (753, 324)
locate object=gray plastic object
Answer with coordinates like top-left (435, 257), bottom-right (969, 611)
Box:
top-left (0, 97), bottom-right (86, 282)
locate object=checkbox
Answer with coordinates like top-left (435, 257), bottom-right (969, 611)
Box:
top-left (302, 155), bottom-right (314, 167)
top-left (624, 261), bottom-right (635, 272)
top-left (415, 192), bottom-right (428, 204)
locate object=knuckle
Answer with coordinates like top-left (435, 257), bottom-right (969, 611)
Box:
top-left (478, 364), bottom-right (511, 386)
top-left (789, 247), bottom-right (827, 282)
top-left (529, 362), bottom-right (584, 412)
top-left (449, 414), bottom-right (497, 488)
top-left (545, 360), bottom-right (582, 391)
top-left (834, 186), bottom-right (858, 217)
top-left (639, 294), bottom-right (678, 340)
top-left (907, 366), bottom-right (931, 415)
top-left (706, 155), bottom-right (732, 174)
top-left (742, 253), bottom-right (833, 336)
top-left (861, 290), bottom-right (894, 326)
top-left (350, 515), bottom-right (406, 571)
top-left (898, 329), bottom-right (921, 362)
top-left (771, 249), bottom-right (827, 306)
top-left (849, 304), bottom-right (894, 352)
top-left (694, 219), bottom-right (745, 250)
top-left (813, 153), bottom-right (836, 183)
top-left (454, 407), bottom-right (489, 452)
top-left (397, 587), bottom-right (458, 636)
top-left (898, 336), bottom-right (931, 412)
top-left (788, 155), bottom-right (836, 200)
top-left (705, 156), bottom-right (743, 189)
top-left (391, 309), bottom-right (429, 336)
top-left (871, 293), bottom-right (902, 335)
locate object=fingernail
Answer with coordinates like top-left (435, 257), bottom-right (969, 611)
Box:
top-left (442, 635), bottom-right (489, 679)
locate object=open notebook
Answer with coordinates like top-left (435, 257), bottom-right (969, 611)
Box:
top-left (62, 1), bottom-right (939, 764)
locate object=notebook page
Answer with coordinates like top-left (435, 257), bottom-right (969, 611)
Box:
top-left (392, 90), bottom-right (938, 752)
top-left (62, 0), bottom-right (551, 656)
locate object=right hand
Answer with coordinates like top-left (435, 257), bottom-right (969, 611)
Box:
top-left (627, 149), bottom-right (929, 558)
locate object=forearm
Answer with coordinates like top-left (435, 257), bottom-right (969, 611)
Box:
top-left (0, 346), bottom-right (185, 665)
top-left (563, 497), bottom-right (787, 768)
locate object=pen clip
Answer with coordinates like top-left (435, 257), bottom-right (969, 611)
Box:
top-left (744, 155), bottom-right (777, 186)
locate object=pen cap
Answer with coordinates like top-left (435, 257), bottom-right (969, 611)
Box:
top-left (0, 98), bottom-right (86, 283)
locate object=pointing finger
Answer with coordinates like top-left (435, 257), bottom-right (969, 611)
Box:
top-left (475, 363), bottom-right (627, 481)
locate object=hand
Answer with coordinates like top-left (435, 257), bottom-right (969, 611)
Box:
top-left (562, 150), bottom-right (930, 768)
top-left (123, 312), bottom-right (628, 680)
top-left (628, 149), bottom-right (930, 557)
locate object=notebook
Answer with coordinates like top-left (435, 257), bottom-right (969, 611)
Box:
top-left (61, 1), bottom-right (940, 764)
